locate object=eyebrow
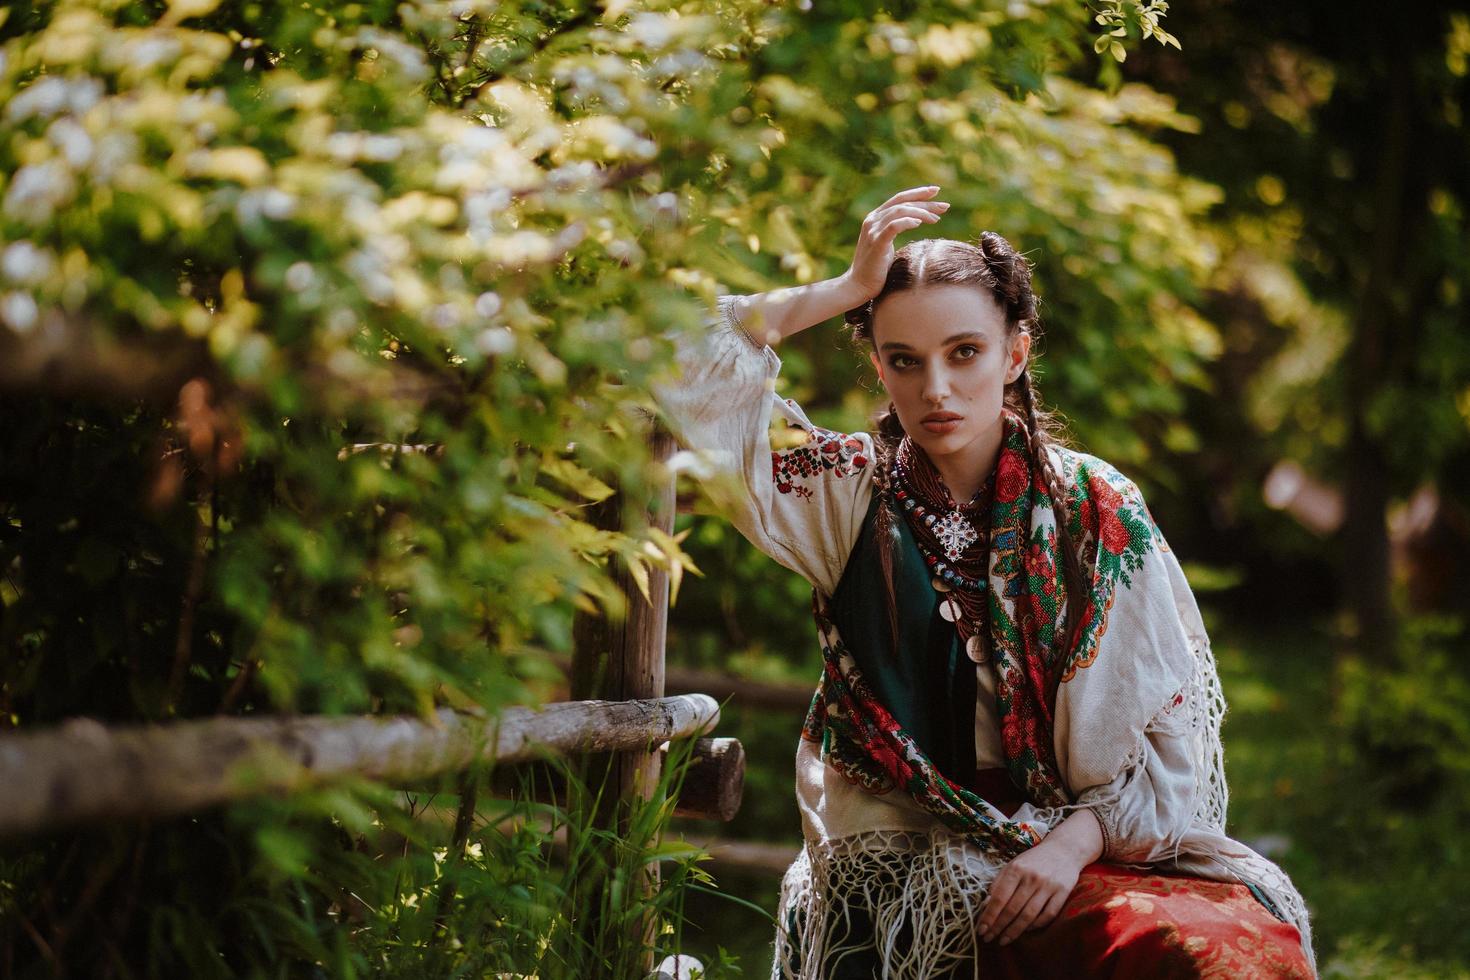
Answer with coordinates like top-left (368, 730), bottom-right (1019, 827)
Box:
top-left (879, 331), bottom-right (986, 352)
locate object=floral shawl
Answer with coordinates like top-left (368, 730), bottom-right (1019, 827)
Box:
top-left (796, 407), bottom-right (1170, 862)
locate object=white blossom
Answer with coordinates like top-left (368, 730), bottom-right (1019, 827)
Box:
top-left (92, 131), bottom-right (140, 182)
top-left (474, 326), bottom-right (514, 356)
top-left (430, 303), bottom-right (459, 330)
top-left (285, 261), bottom-right (318, 292)
top-left (3, 161), bottom-right (77, 225)
top-left (47, 117), bottom-right (94, 168)
top-left (344, 248), bottom-right (394, 305)
top-left (235, 188), bottom-right (297, 225)
top-left (0, 292), bottom-right (39, 333)
top-left (121, 34), bottom-right (183, 72)
top-left (360, 134), bottom-right (405, 162)
top-left (3, 76), bottom-right (100, 124)
top-left (626, 13), bottom-right (678, 50)
top-left (2, 241), bottom-right (57, 285)
top-left (474, 291), bottom-right (502, 318)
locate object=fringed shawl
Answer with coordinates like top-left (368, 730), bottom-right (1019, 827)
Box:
top-left (776, 423), bottom-right (1314, 978)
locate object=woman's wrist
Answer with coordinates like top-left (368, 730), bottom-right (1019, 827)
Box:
top-left (834, 268), bottom-right (881, 308)
top-left (1039, 808), bottom-right (1105, 868)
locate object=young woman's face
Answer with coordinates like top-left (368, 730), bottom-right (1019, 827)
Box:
top-left (869, 284), bottom-right (1029, 462)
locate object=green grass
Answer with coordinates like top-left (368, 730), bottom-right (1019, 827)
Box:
top-left (1210, 616), bottom-right (1470, 977)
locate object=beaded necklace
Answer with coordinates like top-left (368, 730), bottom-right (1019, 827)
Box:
top-left (890, 436), bottom-right (996, 663)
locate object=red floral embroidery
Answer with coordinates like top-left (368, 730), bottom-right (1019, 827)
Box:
top-left (772, 426), bottom-right (869, 496)
top-left (1023, 543), bottom-right (1056, 592)
top-left (995, 452), bottom-right (1030, 503)
top-left (1100, 512), bottom-right (1131, 555)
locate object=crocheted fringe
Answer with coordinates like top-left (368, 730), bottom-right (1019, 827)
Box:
top-left (769, 827), bottom-right (1318, 980)
top-left (771, 828), bottom-right (1001, 980)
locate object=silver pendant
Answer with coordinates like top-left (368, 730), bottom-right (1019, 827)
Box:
top-left (938, 597), bottom-right (961, 623)
top-left (934, 510), bottom-right (978, 562)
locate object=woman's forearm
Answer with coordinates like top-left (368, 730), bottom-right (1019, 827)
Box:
top-left (730, 272), bottom-right (873, 348)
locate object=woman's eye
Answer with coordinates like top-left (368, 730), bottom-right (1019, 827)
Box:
top-left (889, 355), bottom-right (916, 369)
top-left (953, 345), bottom-right (979, 360)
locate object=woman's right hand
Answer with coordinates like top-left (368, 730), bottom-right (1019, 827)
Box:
top-left (845, 185), bottom-right (951, 300)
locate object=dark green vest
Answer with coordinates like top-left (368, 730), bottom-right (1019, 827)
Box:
top-left (825, 493), bottom-right (981, 781)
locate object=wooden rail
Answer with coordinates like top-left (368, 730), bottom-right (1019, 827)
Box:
top-left (5, 319), bottom-right (762, 972)
top-left (0, 695), bottom-right (718, 839)
top-left (550, 656), bottom-right (814, 714)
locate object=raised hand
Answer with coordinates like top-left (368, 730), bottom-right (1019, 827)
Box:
top-left (845, 185), bottom-right (950, 300)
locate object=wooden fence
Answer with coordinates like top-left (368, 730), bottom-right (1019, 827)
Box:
top-left (0, 335), bottom-right (818, 971)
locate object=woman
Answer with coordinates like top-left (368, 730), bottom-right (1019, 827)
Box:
top-left (652, 186), bottom-right (1315, 978)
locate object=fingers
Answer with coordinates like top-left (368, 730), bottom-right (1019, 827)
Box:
top-left (976, 869), bottom-right (1019, 940)
top-left (868, 202), bottom-right (949, 245)
top-left (847, 186), bottom-right (951, 297)
top-left (866, 201), bottom-right (949, 235)
top-left (979, 866), bottom-right (1072, 946)
top-left (1030, 889), bottom-right (1070, 934)
top-left (875, 185), bottom-right (942, 211)
top-left (984, 878), bottom-right (1039, 946)
top-left (999, 888), bottom-right (1052, 945)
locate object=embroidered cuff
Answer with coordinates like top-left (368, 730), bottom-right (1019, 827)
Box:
top-left (1088, 805), bottom-right (1114, 861)
top-left (718, 294), bottom-right (765, 352)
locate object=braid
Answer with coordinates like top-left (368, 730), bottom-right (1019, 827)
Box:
top-left (1017, 366), bottom-right (1088, 677)
top-left (870, 404), bottom-right (904, 655)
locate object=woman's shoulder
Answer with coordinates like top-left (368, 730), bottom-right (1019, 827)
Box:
top-left (1047, 443), bottom-right (1144, 499)
top-left (1045, 443), bottom-right (1161, 545)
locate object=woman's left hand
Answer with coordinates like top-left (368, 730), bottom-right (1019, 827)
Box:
top-left (976, 836), bottom-right (1086, 945)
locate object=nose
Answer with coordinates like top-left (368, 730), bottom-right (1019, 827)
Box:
top-left (921, 364), bottom-right (950, 406)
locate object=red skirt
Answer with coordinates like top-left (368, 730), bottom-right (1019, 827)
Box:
top-left (977, 861), bottom-right (1313, 979)
top-left (969, 767), bottom-right (1311, 978)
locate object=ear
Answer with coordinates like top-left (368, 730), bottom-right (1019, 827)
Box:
top-left (869, 349), bottom-right (886, 387)
top-left (1004, 331), bottom-right (1031, 385)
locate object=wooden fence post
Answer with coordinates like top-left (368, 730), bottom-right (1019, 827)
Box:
top-left (570, 426), bottom-right (677, 972)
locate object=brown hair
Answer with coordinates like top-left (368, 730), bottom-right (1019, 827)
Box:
top-left (844, 233), bottom-right (1087, 668)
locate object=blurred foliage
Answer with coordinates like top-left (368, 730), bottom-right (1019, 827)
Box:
top-left (1216, 618), bottom-right (1470, 975)
top-left (1339, 613), bottom-right (1470, 808)
top-left (0, 740), bottom-right (740, 978)
top-left (1108, 2), bottom-right (1470, 629)
top-left (0, 0), bottom-right (1192, 974)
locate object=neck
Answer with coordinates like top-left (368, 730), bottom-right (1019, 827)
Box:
top-left (926, 416), bottom-right (1005, 504)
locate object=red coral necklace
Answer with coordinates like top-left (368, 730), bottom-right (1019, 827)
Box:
top-left (891, 437), bottom-right (996, 663)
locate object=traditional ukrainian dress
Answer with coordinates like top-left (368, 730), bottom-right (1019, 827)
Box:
top-left (651, 295), bottom-right (1317, 979)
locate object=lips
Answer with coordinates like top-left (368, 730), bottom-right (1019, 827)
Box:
top-left (920, 411), bottom-right (963, 434)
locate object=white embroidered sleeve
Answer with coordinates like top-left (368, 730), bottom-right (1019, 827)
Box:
top-left (648, 294), bottom-right (877, 596)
